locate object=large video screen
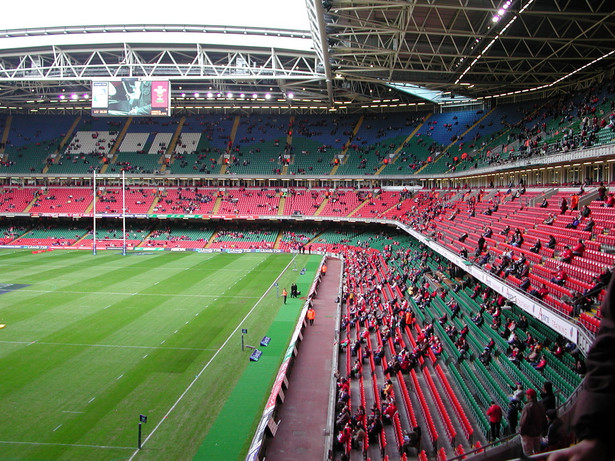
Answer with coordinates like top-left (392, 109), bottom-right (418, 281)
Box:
top-left (91, 79), bottom-right (171, 116)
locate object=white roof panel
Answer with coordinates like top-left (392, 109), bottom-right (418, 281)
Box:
top-left (0, 0), bottom-right (310, 32)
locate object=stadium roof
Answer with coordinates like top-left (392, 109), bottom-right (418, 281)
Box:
top-left (1, 0), bottom-right (614, 112)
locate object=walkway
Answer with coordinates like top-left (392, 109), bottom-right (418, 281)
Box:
top-left (265, 257), bottom-right (341, 461)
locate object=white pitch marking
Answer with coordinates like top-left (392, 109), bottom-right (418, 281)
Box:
top-left (0, 440), bottom-right (134, 450)
top-left (116, 374), bottom-right (124, 380)
top-left (0, 340), bottom-right (209, 352)
top-left (88, 397), bottom-right (95, 404)
top-left (126, 254), bottom-right (298, 461)
top-left (53, 424), bottom-right (62, 432)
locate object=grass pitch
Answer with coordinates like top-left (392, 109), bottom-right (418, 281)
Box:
top-left (0, 249), bottom-right (318, 461)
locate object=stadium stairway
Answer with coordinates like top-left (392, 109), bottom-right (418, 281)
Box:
top-left (211, 193), bottom-right (224, 214)
top-left (277, 193), bottom-right (287, 215)
top-left (335, 116), bottom-right (365, 173)
top-left (204, 230), bottom-right (218, 248)
top-left (227, 115), bottom-right (241, 155)
top-left (45, 115), bottom-right (82, 171)
top-left (415, 108), bottom-right (496, 175)
top-left (71, 232), bottom-right (92, 248)
top-left (83, 199), bottom-right (94, 216)
top-left (314, 197), bottom-right (329, 216)
top-left (22, 194), bottom-right (40, 213)
top-left (373, 116), bottom-right (430, 176)
top-left (147, 194), bottom-right (161, 214)
top-left (110, 117), bottom-right (133, 160)
top-left (98, 121), bottom-right (132, 174)
top-left (165, 115), bottom-right (186, 164)
top-left (286, 115), bottom-right (294, 146)
top-left (391, 113), bottom-right (431, 163)
top-left (135, 228), bottom-right (157, 248)
top-left (272, 229), bottom-right (284, 249)
top-left (347, 195), bottom-right (370, 217)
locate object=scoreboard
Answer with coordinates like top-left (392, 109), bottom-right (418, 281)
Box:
top-left (92, 79), bottom-right (171, 116)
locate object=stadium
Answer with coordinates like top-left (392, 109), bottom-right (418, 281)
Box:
top-left (0, 1), bottom-right (614, 460)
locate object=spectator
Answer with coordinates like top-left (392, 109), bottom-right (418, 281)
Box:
top-left (572, 239), bottom-right (586, 257)
top-left (367, 416), bottom-right (383, 443)
top-left (529, 239), bottom-right (542, 253)
top-left (381, 379), bottom-right (394, 400)
top-left (351, 423), bottom-right (366, 450)
top-left (560, 197), bottom-right (568, 215)
top-left (533, 355), bottom-right (547, 371)
top-left (597, 182), bottom-right (607, 201)
top-left (487, 401), bottom-right (503, 441)
top-left (306, 306), bottom-right (316, 325)
top-left (547, 235), bottom-right (557, 249)
top-left (335, 422), bottom-right (352, 451)
top-left (550, 266), bottom-right (568, 285)
top-left (583, 217), bottom-right (595, 232)
top-left (382, 400), bottom-right (397, 424)
top-left (507, 399), bottom-right (522, 435)
top-left (570, 193), bottom-right (579, 211)
top-left (542, 409), bottom-right (568, 451)
top-left (479, 346), bottom-right (491, 364)
top-left (529, 283), bottom-right (549, 300)
top-left (544, 213), bottom-right (556, 225)
top-left (558, 245), bottom-right (574, 263)
top-left (476, 235), bottom-right (486, 255)
top-left (566, 215), bottom-right (581, 229)
top-left (540, 381), bottom-right (556, 411)
top-left (400, 426), bottom-right (421, 455)
top-left (519, 388), bottom-right (546, 456)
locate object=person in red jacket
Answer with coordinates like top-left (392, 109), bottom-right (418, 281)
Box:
top-left (382, 401), bottom-right (397, 424)
top-left (487, 401), bottom-right (503, 441)
top-left (558, 245), bottom-right (574, 263)
top-left (572, 239), bottom-right (586, 257)
top-left (550, 266), bottom-right (568, 286)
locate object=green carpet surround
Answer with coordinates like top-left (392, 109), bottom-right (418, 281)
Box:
top-left (0, 249), bottom-right (319, 461)
top-left (193, 257), bottom-right (320, 461)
